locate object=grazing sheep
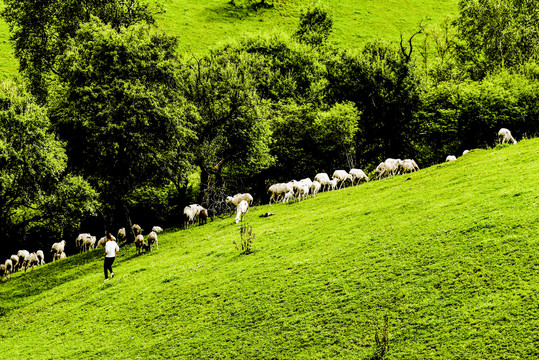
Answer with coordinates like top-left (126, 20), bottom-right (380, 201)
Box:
top-left (23, 252), bottom-right (39, 272)
top-left (235, 200), bottom-right (249, 224)
top-left (384, 158), bottom-right (403, 177)
top-left (36, 250), bottom-right (45, 265)
top-left (4, 259), bottom-right (13, 278)
top-left (446, 155), bottom-right (457, 162)
top-left (314, 173), bottom-right (332, 192)
top-left (374, 162), bottom-right (390, 180)
top-left (268, 183), bottom-right (292, 204)
top-left (83, 236), bottom-right (96, 252)
top-left (134, 234), bottom-right (148, 255)
top-left (10, 255), bottom-right (19, 273)
top-left (151, 226), bottom-right (163, 233)
top-left (59, 252), bottom-right (67, 260)
top-left (282, 190), bottom-right (295, 204)
top-left (498, 128), bottom-right (517, 144)
top-left (96, 237), bottom-right (107, 248)
top-left (328, 178), bottom-right (339, 191)
top-left (294, 181), bottom-right (310, 201)
top-left (147, 231), bottom-right (159, 251)
top-left (0, 264), bottom-right (6, 281)
top-left (310, 180), bottom-right (321, 197)
top-left (399, 159), bottom-right (420, 174)
top-left (226, 193), bottom-right (254, 206)
top-left (75, 233), bottom-right (91, 252)
top-left (51, 239), bottom-right (67, 257)
top-left (199, 209), bottom-right (209, 225)
top-left (117, 228), bottom-right (126, 243)
top-left (132, 224), bottom-right (143, 235)
top-left (17, 250), bottom-right (30, 271)
top-left (183, 206), bottom-right (196, 229)
top-left (462, 150), bottom-right (470, 156)
top-left (332, 170), bottom-right (353, 189)
top-left (349, 169), bottom-right (369, 185)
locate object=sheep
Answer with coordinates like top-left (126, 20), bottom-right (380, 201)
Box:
top-left (384, 158), bottom-right (403, 177)
top-left (51, 240), bottom-right (67, 259)
top-left (59, 252), bottom-right (67, 260)
top-left (132, 224), bottom-right (143, 235)
top-left (226, 193), bottom-right (254, 206)
top-left (332, 170), bottom-right (353, 189)
top-left (374, 162), bottom-right (389, 180)
top-left (349, 168), bottom-right (369, 185)
top-left (96, 237), bottom-right (107, 248)
top-left (17, 250), bottom-right (30, 271)
top-left (268, 183), bottom-right (292, 204)
top-left (4, 259), bottom-right (13, 278)
top-left (0, 264), bottom-right (5, 281)
top-left (498, 128), bottom-right (517, 144)
top-left (446, 155), bottom-right (457, 162)
top-left (183, 206), bottom-right (196, 229)
top-left (328, 178), bottom-right (339, 191)
top-left (235, 200), bottom-right (249, 224)
top-left (199, 209), bottom-right (209, 226)
top-left (76, 233), bottom-right (91, 252)
top-left (117, 228), bottom-right (127, 243)
top-left (314, 173), bottom-right (332, 192)
top-left (310, 180), bottom-right (321, 197)
top-left (134, 234), bottom-right (147, 255)
top-left (399, 159), bottom-right (420, 174)
top-left (36, 250), bottom-right (45, 265)
top-left (151, 226), bottom-right (163, 233)
top-left (147, 231), bottom-right (159, 252)
top-left (23, 252), bottom-right (39, 272)
top-left (9, 255), bottom-right (19, 273)
top-left (462, 150), bottom-right (470, 156)
top-left (82, 236), bottom-right (96, 252)
top-left (282, 190), bottom-right (295, 204)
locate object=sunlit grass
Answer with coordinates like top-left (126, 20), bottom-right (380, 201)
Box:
top-left (2, 138), bottom-right (538, 359)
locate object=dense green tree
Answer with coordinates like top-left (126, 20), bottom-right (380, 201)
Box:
top-left (48, 19), bottom-right (196, 235)
top-left (0, 80), bottom-right (98, 256)
top-left (293, 5), bottom-right (333, 48)
top-left (182, 49), bottom-right (274, 199)
top-left (2, 0), bottom-right (156, 102)
top-left (456, 0), bottom-right (539, 78)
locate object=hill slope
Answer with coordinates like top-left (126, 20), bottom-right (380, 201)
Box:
top-left (0, 0), bottom-right (458, 79)
top-left (1, 138), bottom-right (539, 359)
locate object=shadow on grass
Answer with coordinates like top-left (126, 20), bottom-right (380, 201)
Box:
top-left (204, 1), bottom-right (275, 22)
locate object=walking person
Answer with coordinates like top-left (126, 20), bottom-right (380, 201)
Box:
top-left (103, 232), bottom-right (119, 282)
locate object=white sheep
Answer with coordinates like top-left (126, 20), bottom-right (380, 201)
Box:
top-left (117, 228), bottom-right (126, 243)
top-left (151, 226), bottom-right (163, 233)
top-left (235, 200), bottom-right (249, 224)
top-left (0, 264), bottom-right (6, 281)
top-left (226, 193), bottom-right (254, 206)
top-left (82, 236), bottom-right (96, 252)
top-left (17, 250), bottom-right (30, 271)
top-left (75, 233), bottom-right (91, 252)
top-left (282, 190), bottom-right (295, 204)
top-left (310, 180), bottom-right (321, 197)
top-left (462, 150), bottom-right (470, 156)
top-left (332, 170), bottom-right (353, 189)
top-left (349, 168), bottom-right (369, 185)
top-left (498, 128), bottom-right (517, 144)
top-left (445, 155), bottom-right (457, 162)
top-left (374, 162), bottom-right (389, 180)
top-left (399, 159), bottom-right (420, 174)
top-left (9, 255), bottom-right (19, 273)
top-left (328, 178), bottom-right (339, 190)
top-left (183, 206), bottom-right (196, 229)
top-left (296, 181), bottom-right (310, 201)
top-left (314, 173), bottom-right (332, 192)
top-left (132, 224), bottom-right (143, 235)
top-left (23, 252), bottom-right (39, 272)
top-left (4, 259), bottom-right (13, 278)
top-left (134, 234), bottom-right (147, 255)
top-left (147, 231), bottom-right (159, 251)
top-left (36, 250), bottom-right (45, 265)
top-left (59, 252), bottom-right (67, 260)
top-left (96, 237), bottom-right (107, 248)
top-left (268, 183), bottom-right (292, 204)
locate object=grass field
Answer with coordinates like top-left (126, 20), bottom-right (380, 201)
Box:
top-left (1, 138), bottom-right (538, 359)
top-left (0, 0), bottom-right (458, 78)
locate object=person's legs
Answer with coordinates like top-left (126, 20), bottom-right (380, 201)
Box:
top-left (104, 257), bottom-right (115, 279)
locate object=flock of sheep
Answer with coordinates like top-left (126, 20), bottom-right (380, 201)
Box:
top-left (1, 128), bottom-right (518, 282)
top-left (0, 224), bottom-right (164, 281)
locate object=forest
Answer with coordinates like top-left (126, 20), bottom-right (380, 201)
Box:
top-left (1, 0), bottom-right (539, 258)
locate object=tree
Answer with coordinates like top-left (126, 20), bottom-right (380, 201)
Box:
top-left (293, 5), bottom-right (333, 48)
top-left (48, 19), bottom-right (196, 236)
top-left (182, 49), bottom-right (274, 200)
top-left (2, 0), bottom-right (156, 102)
top-left (456, 0), bottom-right (539, 78)
top-left (0, 80), bottom-right (98, 257)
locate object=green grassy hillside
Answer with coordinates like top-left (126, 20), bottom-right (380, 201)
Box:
top-left (2, 138), bottom-right (538, 359)
top-left (0, 0), bottom-right (458, 79)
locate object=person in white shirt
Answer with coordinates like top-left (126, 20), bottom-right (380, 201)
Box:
top-left (103, 232), bottom-right (119, 281)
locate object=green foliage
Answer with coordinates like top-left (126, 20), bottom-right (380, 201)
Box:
top-left (293, 5), bottom-right (333, 48)
top-left (48, 18), bottom-right (196, 228)
top-left (1, 140), bottom-right (539, 358)
top-left (234, 223), bottom-right (255, 254)
top-left (0, 80), bottom-right (98, 250)
top-left (1, 0), bottom-right (157, 102)
top-left (456, 0), bottom-right (539, 78)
